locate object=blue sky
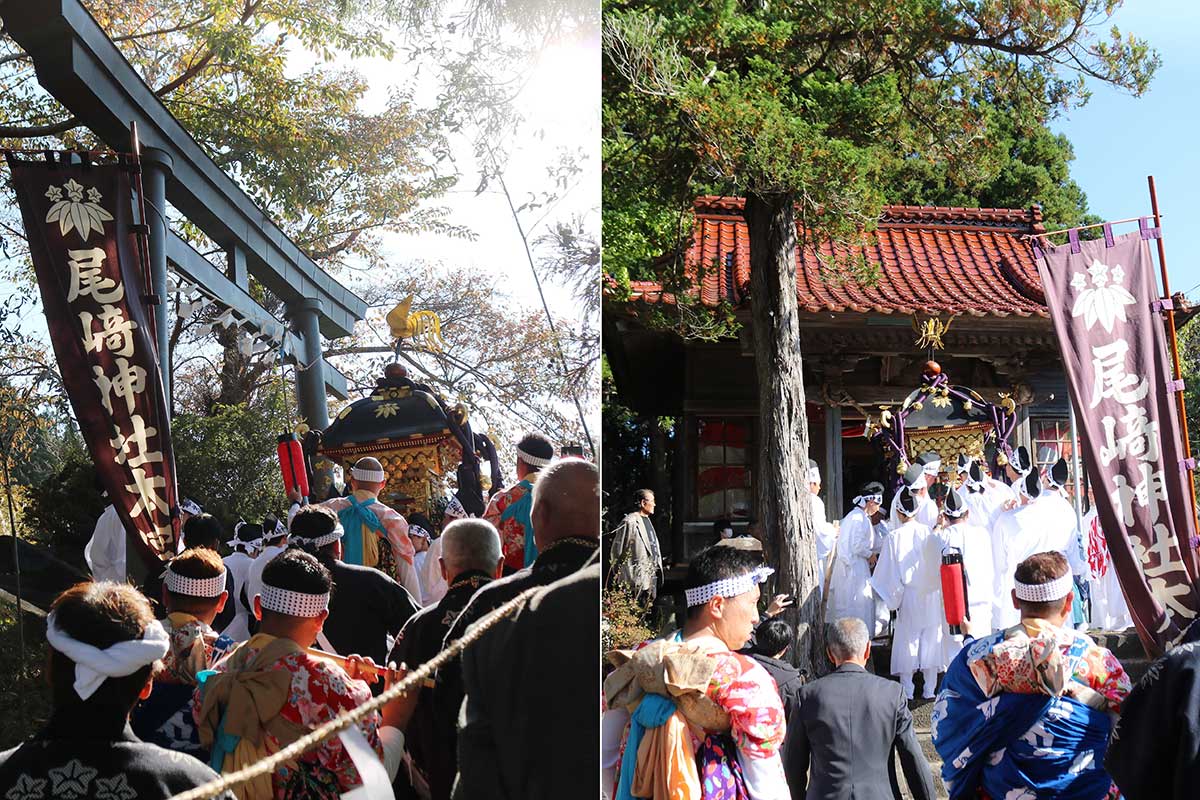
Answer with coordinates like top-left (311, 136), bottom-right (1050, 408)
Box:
top-left (1053, 0), bottom-right (1200, 298)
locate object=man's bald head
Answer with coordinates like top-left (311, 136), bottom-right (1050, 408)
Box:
top-left (440, 518), bottom-right (502, 579)
top-left (531, 457), bottom-right (599, 549)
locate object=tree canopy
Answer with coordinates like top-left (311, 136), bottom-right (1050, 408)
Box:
top-left (603, 0), bottom-right (1154, 292)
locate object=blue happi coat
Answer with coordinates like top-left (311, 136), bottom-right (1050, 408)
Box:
top-left (930, 628), bottom-right (1115, 800)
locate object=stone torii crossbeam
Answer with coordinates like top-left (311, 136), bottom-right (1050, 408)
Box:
top-left (1, 0), bottom-right (368, 429)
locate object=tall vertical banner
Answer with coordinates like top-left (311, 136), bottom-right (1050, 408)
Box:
top-left (7, 155), bottom-right (179, 566)
top-left (1037, 228), bottom-right (1200, 655)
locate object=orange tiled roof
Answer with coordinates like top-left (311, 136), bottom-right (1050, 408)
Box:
top-left (627, 196), bottom-right (1050, 318)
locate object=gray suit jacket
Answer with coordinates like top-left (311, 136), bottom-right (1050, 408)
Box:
top-left (784, 663), bottom-right (935, 800)
top-left (609, 511), bottom-right (662, 595)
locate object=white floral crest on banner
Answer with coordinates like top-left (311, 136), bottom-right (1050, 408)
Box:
top-left (1069, 258), bottom-right (1136, 333)
top-left (44, 179), bottom-right (113, 241)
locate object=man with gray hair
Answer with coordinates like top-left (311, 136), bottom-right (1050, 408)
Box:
top-left (387, 518), bottom-right (504, 799)
top-left (785, 617), bottom-right (935, 800)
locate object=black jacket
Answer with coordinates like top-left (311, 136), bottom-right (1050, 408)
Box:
top-left (388, 570), bottom-right (494, 800)
top-left (1105, 620), bottom-right (1200, 800)
top-left (750, 652), bottom-right (804, 725)
top-left (322, 558), bottom-right (419, 666)
top-left (453, 563), bottom-right (600, 800)
top-left (785, 663), bottom-right (935, 800)
top-left (0, 703), bottom-right (235, 800)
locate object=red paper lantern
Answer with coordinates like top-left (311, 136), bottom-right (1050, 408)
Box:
top-left (940, 549), bottom-right (968, 635)
top-left (277, 433), bottom-right (309, 498)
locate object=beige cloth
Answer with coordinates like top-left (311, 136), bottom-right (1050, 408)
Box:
top-left (196, 634), bottom-right (308, 800)
top-left (604, 638), bottom-right (731, 735)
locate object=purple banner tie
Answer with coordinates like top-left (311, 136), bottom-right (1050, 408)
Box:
top-left (1139, 217), bottom-right (1162, 240)
top-left (1068, 227), bottom-right (1081, 254)
top-left (1167, 378), bottom-right (1186, 393)
top-left (1103, 223), bottom-right (1115, 248)
top-left (1032, 244), bottom-right (1044, 261)
top-left (1182, 457), bottom-right (1197, 472)
top-left (1190, 535), bottom-right (1200, 550)
top-left (1153, 298), bottom-right (1175, 313)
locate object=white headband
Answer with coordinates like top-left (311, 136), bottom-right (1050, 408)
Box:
top-left (351, 466), bottom-right (386, 483)
top-left (685, 567), bottom-right (774, 607)
top-left (232, 520), bottom-right (265, 549)
top-left (517, 446), bottom-right (553, 468)
top-left (164, 564), bottom-right (226, 598)
top-left (853, 493), bottom-right (883, 508)
top-left (409, 525), bottom-right (431, 540)
top-left (295, 521), bottom-right (345, 549)
top-left (942, 503), bottom-right (968, 519)
top-left (180, 499), bottom-right (202, 516)
top-left (1014, 573), bottom-right (1073, 602)
top-left (922, 460), bottom-right (941, 476)
top-left (45, 611), bottom-right (169, 700)
top-left (807, 467), bottom-right (821, 484)
top-left (260, 583), bottom-right (330, 617)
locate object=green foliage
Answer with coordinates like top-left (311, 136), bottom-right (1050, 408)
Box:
top-left (601, 580), bottom-right (655, 664)
top-left (0, 606), bottom-right (49, 751)
top-left (0, 0), bottom-right (477, 273)
top-left (603, 0), bottom-right (1158, 300)
top-left (172, 399), bottom-right (292, 534)
top-left (21, 451), bottom-right (106, 570)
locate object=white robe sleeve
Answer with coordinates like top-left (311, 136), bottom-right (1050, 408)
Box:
top-left (601, 707), bottom-right (629, 797)
top-left (85, 505), bottom-right (126, 583)
top-left (870, 534), bottom-right (905, 611)
top-left (738, 750), bottom-right (790, 800)
top-left (846, 512), bottom-right (874, 561)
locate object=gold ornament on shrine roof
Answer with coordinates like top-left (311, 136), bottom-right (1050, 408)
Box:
top-left (387, 294), bottom-right (446, 353)
top-left (912, 315), bottom-right (954, 352)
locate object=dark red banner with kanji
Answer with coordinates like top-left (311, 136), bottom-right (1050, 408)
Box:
top-left (1036, 228), bottom-right (1200, 655)
top-left (8, 154), bottom-right (179, 566)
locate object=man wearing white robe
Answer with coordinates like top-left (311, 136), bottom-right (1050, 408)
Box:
top-left (889, 460), bottom-right (938, 530)
top-left (990, 471), bottom-right (1051, 629)
top-left (872, 487), bottom-right (955, 700)
top-left (1036, 459), bottom-right (1090, 576)
top-left (959, 459), bottom-right (1012, 533)
top-left (829, 482), bottom-right (887, 632)
top-left (1083, 508), bottom-right (1133, 630)
top-left (937, 486), bottom-right (998, 636)
top-left (809, 460), bottom-right (838, 592)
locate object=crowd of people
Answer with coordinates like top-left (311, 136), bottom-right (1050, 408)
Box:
top-left (604, 448), bottom-right (1195, 800)
top-left (0, 434), bottom-right (599, 800)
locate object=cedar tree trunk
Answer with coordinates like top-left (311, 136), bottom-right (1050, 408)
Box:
top-left (744, 191), bottom-right (824, 675)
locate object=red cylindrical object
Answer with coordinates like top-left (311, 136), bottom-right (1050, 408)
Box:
top-left (277, 433), bottom-right (309, 498)
top-left (941, 550), bottom-right (967, 635)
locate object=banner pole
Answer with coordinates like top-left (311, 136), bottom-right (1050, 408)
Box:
top-left (1147, 175), bottom-right (1200, 553)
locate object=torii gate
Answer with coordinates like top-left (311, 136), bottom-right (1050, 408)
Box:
top-left (1, 0), bottom-right (368, 429)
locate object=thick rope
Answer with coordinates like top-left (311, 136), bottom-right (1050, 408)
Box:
top-left (169, 583), bottom-right (543, 800)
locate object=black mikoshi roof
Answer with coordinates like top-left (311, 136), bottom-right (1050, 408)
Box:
top-left (319, 369), bottom-right (456, 454)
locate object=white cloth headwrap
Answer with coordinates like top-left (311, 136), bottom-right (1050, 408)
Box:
top-left (232, 520), bottom-right (265, 549)
top-left (517, 446), bottom-right (553, 468)
top-left (297, 520), bottom-right (345, 549)
top-left (1014, 573), bottom-right (1073, 603)
top-left (260, 583), bottom-right (330, 617)
top-left (351, 466), bottom-right (386, 483)
top-left (408, 525), bottom-right (431, 541)
top-left (180, 499), bottom-right (202, 516)
top-left (807, 467), bottom-right (821, 484)
top-left (45, 611), bottom-right (169, 701)
top-left (164, 564), bottom-right (226, 597)
top-left (684, 567), bottom-right (774, 607)
top-left (922, 460), bottom-right (941, 476)
top-left (853, 493), bottom-right (883, 508)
